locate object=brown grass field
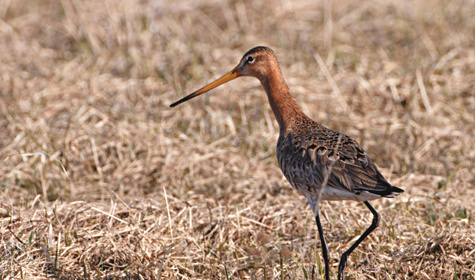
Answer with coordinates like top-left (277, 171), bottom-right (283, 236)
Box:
top-left (1, 0), bottom-right (474, 279)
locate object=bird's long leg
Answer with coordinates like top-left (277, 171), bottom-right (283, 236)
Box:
top-left (337, 201), bottom-right (380, 280)
top-left (315, 213), bottom-right (330, 280)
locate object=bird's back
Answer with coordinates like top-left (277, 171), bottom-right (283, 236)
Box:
top-left (276, 117), bottom-right (403, 211)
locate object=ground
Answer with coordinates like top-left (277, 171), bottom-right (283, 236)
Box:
top-left (0, 0), bottom-right (474, 279)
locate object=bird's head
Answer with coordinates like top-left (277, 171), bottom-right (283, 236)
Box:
top-left (170, 46), bottom-right (277, 107)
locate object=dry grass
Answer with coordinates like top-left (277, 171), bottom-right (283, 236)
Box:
top-left (1, 0), bottom-right (474, 279)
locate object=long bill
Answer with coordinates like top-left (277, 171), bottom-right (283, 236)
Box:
top-left (170, 67), bottom-right (241, 107)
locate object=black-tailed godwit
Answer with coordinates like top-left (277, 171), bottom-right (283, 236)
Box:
top-left (170, 46), bottom-right (403, 280)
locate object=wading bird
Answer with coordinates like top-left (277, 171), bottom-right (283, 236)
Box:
top-left (170, 46), bottom-right (403, 280)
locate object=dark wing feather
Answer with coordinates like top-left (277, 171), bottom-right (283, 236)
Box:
top-left (278, 124), bottom-right (403, 197)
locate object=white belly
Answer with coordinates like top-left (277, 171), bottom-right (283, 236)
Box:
top-left (320, 187), bottom-right (381, 201)
top-left (295, 184), bottom-right (381, 214)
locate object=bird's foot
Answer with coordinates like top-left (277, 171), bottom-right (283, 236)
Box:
top-left (337, 253), bottom-right (348, 280)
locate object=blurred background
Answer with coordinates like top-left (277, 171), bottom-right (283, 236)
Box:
top-left (0, 0), bottom-right (474, 279)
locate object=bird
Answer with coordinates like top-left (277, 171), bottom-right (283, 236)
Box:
top-left (170, 46), bottom-right (403, 280)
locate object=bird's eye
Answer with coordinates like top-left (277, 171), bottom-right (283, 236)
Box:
top-left (247, 56), bottom-right (255, 64)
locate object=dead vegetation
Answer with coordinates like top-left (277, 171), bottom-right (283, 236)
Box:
top-left (1, 0), bottom-right (474, 279)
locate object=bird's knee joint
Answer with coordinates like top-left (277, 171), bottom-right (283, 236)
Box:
top-left (373, 213), bottom-right (381, 225)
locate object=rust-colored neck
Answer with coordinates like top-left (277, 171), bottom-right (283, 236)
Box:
top-left (258, 64), bottom-right (307, 132)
